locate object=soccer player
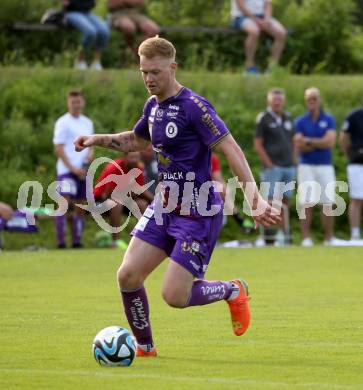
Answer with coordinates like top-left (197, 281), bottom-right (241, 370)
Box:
top-left (54, 90), bottom-right (94, 248)
top-left (74, 36), bottom-right (280, 356)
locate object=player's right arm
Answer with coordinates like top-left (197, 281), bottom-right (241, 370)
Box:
top-left (74, 131), bottom-right (150, 153)
top-left (215, 134), bottom-right (281, 228)
top-left (76, 99), bottom-right (153, 153)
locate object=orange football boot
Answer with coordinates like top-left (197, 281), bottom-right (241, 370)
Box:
top-left (227, 279), bottom-right (251, 336)
top-left (136, 346), bottom-right (157, 357)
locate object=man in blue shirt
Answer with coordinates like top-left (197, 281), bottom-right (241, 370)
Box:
top-left (340, 105), bottom-right (363, 241)
top-left (294, 87), bottom-right (338, 246)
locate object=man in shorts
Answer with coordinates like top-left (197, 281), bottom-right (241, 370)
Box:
top-left (254, 88), bottom-right (295, 245)
top-left (340, 104), bottom-right (363, 241)
top-left (53, 90), bottom-right (94, 248)
top-left (108, 0), bottom-right (159, 57)
top-left (74, 36), bottom-right (280, 357)
top-left (294, 87), bottom-right (338, 246)
top-left (231, 0), bottom-right (287, 74)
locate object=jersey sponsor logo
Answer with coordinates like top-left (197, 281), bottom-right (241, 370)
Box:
top-left (319, 120), bottom-right (328, 128)
top-left (181, 240), bottom-right (200, 255)
top-left (201, 284), bottom-right (225, 297)
top-left (134, 215), bottom-right (149, 232)
top-left (167, 111), bottom-right (178, 118)
top-left (284, 120), bottom-right (292, 131)
top-left (202, 113), bottom-right (221, 136)
top-left (190, 96), bottom-right (208, 113)
top-left (169, 104), bottom-right (179, 110)
top-left (143, 207), bottom-right (154, 218)
top-left (165, 121), bottom-right (178, 138)
top-left (162, 172), bottom-right (184, 180)
top-left (131, 297), bottom-right (149, 330)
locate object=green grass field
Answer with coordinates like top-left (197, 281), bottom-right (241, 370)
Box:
top-left (0, 247), bottom-right (362, 390)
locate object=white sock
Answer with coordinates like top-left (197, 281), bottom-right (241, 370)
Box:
top-left (138, 343), bottom-right (154, 352)
top-left (351, 227), bottom-right (360, 240)
top-left (227, 282), bottom-right (240, 301)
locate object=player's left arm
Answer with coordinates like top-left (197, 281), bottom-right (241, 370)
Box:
top-left (214, 134), bottom-right (280, 228)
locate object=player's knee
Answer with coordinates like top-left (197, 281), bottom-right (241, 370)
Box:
top-left (117, 266), bottom-right (141, 290)
top-left (161, 287), bottom-right (188, 308)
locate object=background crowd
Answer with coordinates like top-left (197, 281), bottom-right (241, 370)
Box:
top-left (1, 0), bottom-right (363, 249)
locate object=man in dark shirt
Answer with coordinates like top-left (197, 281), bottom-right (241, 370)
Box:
top-left (254, 88), bottom-right (295, 244)
top-left (63, 0), bottom-right (109, 70)
top-left (340, 105), bottom-right (363, 241)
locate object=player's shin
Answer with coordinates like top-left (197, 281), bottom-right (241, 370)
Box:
top-left (55, 215), bottom-right (66, 246)
top-left (72, 215), bottom-right (84, 246)
top-left (186, 280), bottom-right (233, 306)
top-left (120, 286), bottom-right (154, 349)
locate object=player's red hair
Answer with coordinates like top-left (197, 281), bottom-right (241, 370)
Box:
top-left (138, 36), bottom-right (176, 61)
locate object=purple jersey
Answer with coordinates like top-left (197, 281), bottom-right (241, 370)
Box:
top-left (133, 87), bottom-right (230, 216)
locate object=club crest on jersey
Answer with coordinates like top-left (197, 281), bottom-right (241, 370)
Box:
top-left (156, 109), bottom-right (164, 121)
top-left (165, 122), bottom-right (178, 138)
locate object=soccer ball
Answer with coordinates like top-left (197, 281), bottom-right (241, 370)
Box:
top-left (92, 326), bottom-right (136, 366)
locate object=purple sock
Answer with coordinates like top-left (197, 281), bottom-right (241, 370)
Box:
top-left (187, 280), bottom-right (232, 306)
top-left (0, 217), bottom-right (6, 231)
top-left (55, 215), bottom-right (66, 246)
top-left (121, 286), bottom-right (153, 346)
top-left (72, 215), bottom-right (84, 245)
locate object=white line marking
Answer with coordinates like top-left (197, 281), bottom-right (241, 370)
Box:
top-left (0, 368), bottom-right (361, 389)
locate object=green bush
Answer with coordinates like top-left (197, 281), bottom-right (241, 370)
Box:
top-left (2, 0), bottom-right (363, 73)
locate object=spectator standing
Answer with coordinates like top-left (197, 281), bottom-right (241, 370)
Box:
top-left (340, 105), bottom-right (363, 241)
top-left (53, 90), bottom-right (94, 248)
top-left (107, 0), bottom-right (159, 58)
top-left (294, 87), bottom-right (338, 246)
top-left (63, 0), bottom-right (110, 70)
top-left (93, 152), bottom-right (154, 246)
top-left (254, 88), bottom-right (296, 245)
top-left (230, 0), bottom-right (286, 74)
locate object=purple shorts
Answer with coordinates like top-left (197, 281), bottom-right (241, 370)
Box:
top-left (131, 207), bottom-right (223, 279)
top-left (56, 173), bottom-right (87, 200)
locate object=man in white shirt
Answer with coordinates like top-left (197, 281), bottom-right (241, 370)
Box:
top-left (53, 90), bottom-right (94, 248)
top-left (231, 0), bottom-right (286, 74)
